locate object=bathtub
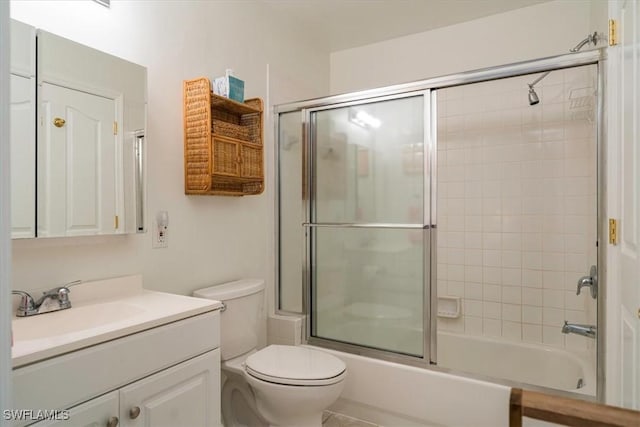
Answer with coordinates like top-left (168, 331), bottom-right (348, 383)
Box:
top-left (309, 333), bottom-right (595, 426)
top-left (316, 345), bottom-right (511, 427)
top-left (437, 331), bottom-right (596, 395)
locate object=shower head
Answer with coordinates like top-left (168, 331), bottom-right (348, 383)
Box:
top-left (528, 86), bottom-right (540, 105)
top-left (527, 71), bottom-right (551, 106)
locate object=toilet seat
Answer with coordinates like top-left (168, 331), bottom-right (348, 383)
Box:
top-left (245, 345), bottom-right (346, 386)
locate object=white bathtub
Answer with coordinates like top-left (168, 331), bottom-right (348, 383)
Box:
top-left (316, 345), bottom-right (511, 427)
top-left (437, 331), bottom-right (596, 395)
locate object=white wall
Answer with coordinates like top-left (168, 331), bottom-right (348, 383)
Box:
top-left (9, 0), bottom-right (329, 313)
top-left (330, 0), bottom-right (603, 94)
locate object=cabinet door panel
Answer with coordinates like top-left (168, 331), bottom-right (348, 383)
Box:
top-left (119, 350), bottom-right (220, 427)
top-left (10, 74), bottom-right (35, 238)
top-left (29, 391), bottom-right (118, 427)
top-left (39, 83), bottom-right (116, 237)
top-left (212, 135), bottom-right (240, 176)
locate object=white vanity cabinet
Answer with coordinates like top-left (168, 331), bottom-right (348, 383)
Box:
top-left (118, 351), bottom-right (217, 427)
top-left (29, 392), bottom-right (119, 427)
top-left (14, 309), bottom-right (222, 427)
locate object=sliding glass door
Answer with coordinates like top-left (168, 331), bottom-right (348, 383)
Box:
top-left (306, 93), bottom-right (433, 360)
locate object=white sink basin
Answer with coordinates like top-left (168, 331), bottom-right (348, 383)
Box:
top-left (13, 301), bottom-right (144, 342)
top-left (11, 275), bottom-right (222, 367)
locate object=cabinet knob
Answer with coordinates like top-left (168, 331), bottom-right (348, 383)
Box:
top-left (53, 117), bottom-right (66, 128)
top-left (129, 406), bottom-right (141, 419)
top-left (106, 416), bottom-right (119, 427)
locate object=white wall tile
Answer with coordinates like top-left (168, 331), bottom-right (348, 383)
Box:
top-left (465, 316), bottom-right (483, 335)
top-left (502, 251), bottom-right (522, 268)
top-left (501, 268), bottom-right (521, 286)
top-left (543, 289), bottom-right (564, 309)
top-left (483, 318), bottom-right (502, 337)
top-left (522, 269), bottom-right (543, 288)
top-left (448, 281), bottom-right (465, 297)
top-left (483, 250), bottom-right (502, 267)
top-left (542, 307), bottom-right (565, 326)
top-left (522, 252), bottom-right (542, 269)
top-left (502, 233), bottom-right (522, 251)
top-left (483, 267), bottom-right (501, 284)
top-left (502, 304), bottom-right (521, 322)
top-left (522, 287), bottom-right (543, 306)
top-left (502, 286), bottom-right (522, 304)
top-left (465, 249), bottom-right (483, 265)
top-left (522, 305), bottom-right (542, 324)
top-left (522, 324), bottom-right (542, 343)
top-left (542, 326), bottom-right (565, 347)
top-left (502, 321), bottom-right (522, 340)
top-left (464, 299), bottom-right (483, 317)
top-left (483, 285), bottom-right (501, 303)
top-left (465, 266), bottom-right (483, 282)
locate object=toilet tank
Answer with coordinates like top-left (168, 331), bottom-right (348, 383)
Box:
top-left (193, 279), bottom-right (265, 361)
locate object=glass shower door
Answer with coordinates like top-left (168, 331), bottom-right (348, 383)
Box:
top-left (307, 93), bottom-right (432, 359)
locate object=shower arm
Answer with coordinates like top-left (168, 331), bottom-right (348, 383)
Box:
top-left (528, 71), bottom-right (551, 89)
top-left (570, 32), bottom-right (599, 53)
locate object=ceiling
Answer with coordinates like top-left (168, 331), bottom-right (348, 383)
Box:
top-left (263, 0), bottom-right (552, 52)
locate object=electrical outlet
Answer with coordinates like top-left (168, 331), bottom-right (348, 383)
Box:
top-left (152, 211), bottom-right (168, 249)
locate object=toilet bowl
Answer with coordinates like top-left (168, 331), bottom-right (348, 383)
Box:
top-left (194, 280), bottom-right (346, 427)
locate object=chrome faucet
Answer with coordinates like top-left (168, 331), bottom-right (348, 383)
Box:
top-left (562, 321), bottom-right (596, 339)
top-left (11, 280), bottom-right (81, 317)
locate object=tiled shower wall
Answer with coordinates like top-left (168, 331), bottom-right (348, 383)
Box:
top-left (436, 65), bottom-right (597, 352)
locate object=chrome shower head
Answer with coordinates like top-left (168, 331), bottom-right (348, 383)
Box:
top-left (528, 86), bottom-right (540, 106)
top-left (527, 71), bottom-right (550, 106)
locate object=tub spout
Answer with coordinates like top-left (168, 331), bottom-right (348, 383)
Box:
top-left (562, 321), bottom-right (596, 339)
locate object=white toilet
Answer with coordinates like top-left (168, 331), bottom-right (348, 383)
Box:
top-left (194, 279), bottom-right (346, 427)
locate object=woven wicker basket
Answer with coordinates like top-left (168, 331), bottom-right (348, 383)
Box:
top-left (183, 77), bottom-right (263, 196)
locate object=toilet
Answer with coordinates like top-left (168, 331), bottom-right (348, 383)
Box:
top-left (193, 279), bottom-right (346, 427)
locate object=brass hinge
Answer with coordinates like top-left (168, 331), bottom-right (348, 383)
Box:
top-left (113, 121), bottom-right (118, 135)
top-left (609, 218), bottom-right (618, 245)
top-left (115, 215), bottom-right (119, 229)
top-left (609, 19), bottom-right (618, 46)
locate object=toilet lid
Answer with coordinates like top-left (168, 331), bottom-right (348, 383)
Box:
top-left (245, 345), bottom-right (346, 386)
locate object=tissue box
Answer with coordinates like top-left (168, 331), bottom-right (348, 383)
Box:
top-left (213, 74), bottom-right (244, 103)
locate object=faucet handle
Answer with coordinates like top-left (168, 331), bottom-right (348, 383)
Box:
top-left (63, 280), bottom-right (82, 288)
top-left (11, 290), bottom-right (37, 316)
top-left (57, 287), bottom-right (72, 309)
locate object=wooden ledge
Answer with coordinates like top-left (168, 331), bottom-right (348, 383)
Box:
top-left (509, 388), bottom-right (640, 427)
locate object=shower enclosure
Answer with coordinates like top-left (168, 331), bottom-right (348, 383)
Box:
top-left (276, 50), bottom-right (603, 398)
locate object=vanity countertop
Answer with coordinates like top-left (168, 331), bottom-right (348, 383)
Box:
top-left (12, 275), bottom-right (222, 368)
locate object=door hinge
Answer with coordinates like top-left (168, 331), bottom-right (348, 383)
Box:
top-left (115, 215), bottom-right (119, 229)
top-left (609, 19), bottom-right (618, 46)
top-left (113, 121), bottom-right (118, 135)
top-left (609, 218), bottom-right (618, 245)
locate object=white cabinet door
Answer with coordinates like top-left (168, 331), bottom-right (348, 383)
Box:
top-left (29, 391), bottom-right (119, 427)
top-left (39, 83), bottom-right (116, 237)
top-left (119, 350), bottom-right (220, 427)
top-left (10, 73), bottom-right (35, 238)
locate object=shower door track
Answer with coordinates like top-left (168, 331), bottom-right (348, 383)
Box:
top-left (274, 48), bottom-right (605, 400)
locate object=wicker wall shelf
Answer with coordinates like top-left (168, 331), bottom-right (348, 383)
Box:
top-left (183, 77), bottom-right (264, 196)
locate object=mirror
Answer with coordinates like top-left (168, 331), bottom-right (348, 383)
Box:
top-left (10, 20), bottom-right (147, 238)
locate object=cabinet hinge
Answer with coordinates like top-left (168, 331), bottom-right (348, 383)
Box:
top-left (113, 121), bottom-right (118, 135)
top-left (609, 218), bottom-right (618, 245)
top-left (609, 19), bottom-right (618, 46)
top-left (115, 215), bottom-right (119, 229)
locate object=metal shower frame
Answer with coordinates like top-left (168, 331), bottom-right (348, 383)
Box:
top-left (274, 49), bottom-right (606, 401)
